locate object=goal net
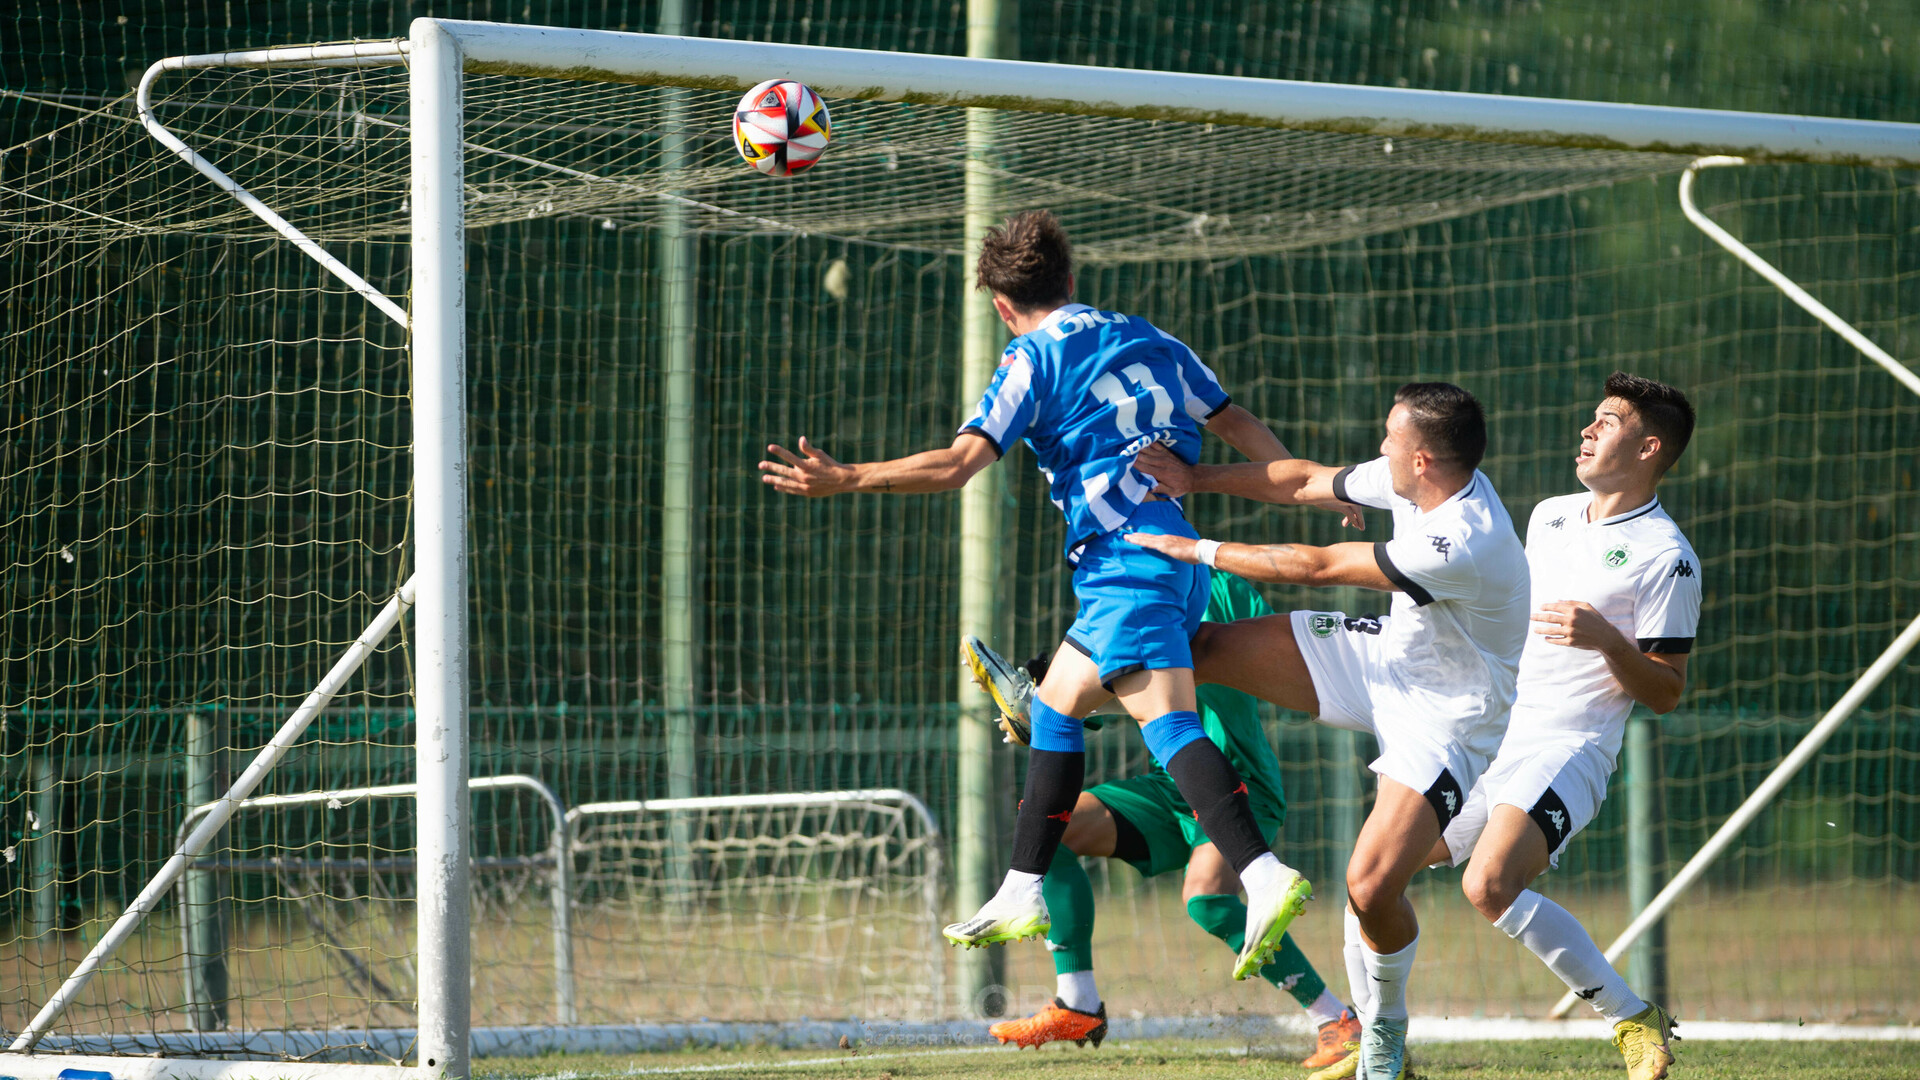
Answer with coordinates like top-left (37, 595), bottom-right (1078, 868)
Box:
top-left (1, 20), bottom-right (1915, 1070)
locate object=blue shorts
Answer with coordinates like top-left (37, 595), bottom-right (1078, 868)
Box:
top-left (1064, 501), bottom-right (1212, 688)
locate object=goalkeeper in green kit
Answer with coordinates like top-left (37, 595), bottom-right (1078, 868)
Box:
top-left (966, 570), bottom-right (1359, 1066)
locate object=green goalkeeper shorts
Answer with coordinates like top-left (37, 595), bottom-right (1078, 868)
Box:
top-left (1086, 773), bottom-right (1286, 880)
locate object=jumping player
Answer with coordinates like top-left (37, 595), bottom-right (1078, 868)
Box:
top-left (1126, 384), bottom-right (1530, 1080)
top-left (963, 570), bottom-right (1360, 1067)
top-left (760, 210), bottom-right (1318, 983)
top-left (1425, 373), bottom-right (1699, 1080)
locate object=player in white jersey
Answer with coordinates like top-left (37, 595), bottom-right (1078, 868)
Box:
top-left (1128, 383), bottom-right (1530, 1080)
top-left (1427, 373), bottom-right (1699, 1080)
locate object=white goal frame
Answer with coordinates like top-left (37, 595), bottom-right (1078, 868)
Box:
top-left (6, 17), bottom-right (1920, 1080)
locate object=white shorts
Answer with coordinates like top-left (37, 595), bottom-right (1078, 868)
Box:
top-left (1438, 736), bottom-right (1614, 870)
top-left (1290, 609), bottom-right (1494, 829)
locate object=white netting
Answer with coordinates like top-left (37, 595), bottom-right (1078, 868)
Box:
top-left (566, 794), bottom-right (943, 1024)
top-left (8, 62), bottom-right (1688, 260)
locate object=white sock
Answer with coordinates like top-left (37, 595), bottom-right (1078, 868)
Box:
top-left (1494, 889), bottom-right (1646, 1024)
top-left (1343, 906), bottom-right (1376, 1021)
top-left (1237, 852), bottom-right (1287, 898)
top-left (1056, 970), bottom-right (1100, 1013)
top-left (1361, 933), bottom-right (1417, 1023)
top-left (1304, 987), bottom-right (1348, 1028)
top-left (993, 869), bottom-right (1045, 906)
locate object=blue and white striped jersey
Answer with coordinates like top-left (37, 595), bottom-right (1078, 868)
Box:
top-left (959, 303), bottom-right (1232, 557)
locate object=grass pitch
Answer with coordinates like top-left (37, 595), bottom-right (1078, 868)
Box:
top-left (474, 1038), bottom-right (1920, 1080)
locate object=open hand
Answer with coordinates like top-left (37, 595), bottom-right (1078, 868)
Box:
top-left (759, 437), bottom-right (855, 496)
top-left (1122, 532), bottom-right (1201, 564)
top-left (1133, 443), bottom-right (1193, 497)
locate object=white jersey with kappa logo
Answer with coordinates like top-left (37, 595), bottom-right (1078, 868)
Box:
top-left (1330, 456), bottom-right (1531, 759)
top-left (1506, 491), bottom-right (1702, 764)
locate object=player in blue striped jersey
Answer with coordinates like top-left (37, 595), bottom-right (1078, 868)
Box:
top-left (761, 210), bottom-right (1335, 981)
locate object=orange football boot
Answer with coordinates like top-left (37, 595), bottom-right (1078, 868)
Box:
top-left (1301, 1009), bottom-right (1362, 1068)
top-left (989, 998), bottom-right (1109, 1049)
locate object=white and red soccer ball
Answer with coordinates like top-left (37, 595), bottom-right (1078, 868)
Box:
top-left (732, 79), bottom-right (831, 177)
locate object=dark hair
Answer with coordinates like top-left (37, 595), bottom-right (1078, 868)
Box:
top-left (1393, 382), bottom-right (1487, 472)
top-left (1603, 371), bottom-right (1695, 473)
top-left (975, 209), bottom-right (1073, 310)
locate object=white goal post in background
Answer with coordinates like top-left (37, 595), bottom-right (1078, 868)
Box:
top-left (5, 17), bottom-right (1919, 1080)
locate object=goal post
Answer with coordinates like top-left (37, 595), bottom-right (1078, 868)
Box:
top-left (3, 17), bottom-right (1919, 1079)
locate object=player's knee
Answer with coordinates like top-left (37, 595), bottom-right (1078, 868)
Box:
top-left (1343, 866), bottom-right (1396, 918)
top-left (1060, 794), bottom-right (1115, 857)
top-left (1189, 622), bottom-right (1220, 683)
top-left (1461, 863), bottom-right (1521, 922)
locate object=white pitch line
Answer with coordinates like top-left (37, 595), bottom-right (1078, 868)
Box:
top-left (523, 1044), bottom-right (1009, 1077)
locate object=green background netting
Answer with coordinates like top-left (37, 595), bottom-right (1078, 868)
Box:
top-left (2, 0), bottom-right (1916, 1038)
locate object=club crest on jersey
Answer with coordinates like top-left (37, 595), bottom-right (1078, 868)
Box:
top-left (1309, 613), bottom-right (1341, 638)
top-left (1603, 543), bottom-right (1632, 568)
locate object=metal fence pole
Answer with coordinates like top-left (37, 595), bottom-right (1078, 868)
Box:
top-left (657, 0), bottom-right (702, 903)
top-left (954, 0), bottom-right (1015, 1020)
top-left (30, 754), bottom-right (59, 942)
top-left (1624, 712), bottom-right (1669, 1007)
top-left (182, 710), bottom-right (229, 1031)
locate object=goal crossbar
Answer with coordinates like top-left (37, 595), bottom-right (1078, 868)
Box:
top-left (145, 21), bottom-right (1920, 167)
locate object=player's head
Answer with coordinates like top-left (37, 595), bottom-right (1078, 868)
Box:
top-left (976, 210), bottom-right (1074, 321)
top-left (1578, 371), bottom-right (1695, 489)
top-left (1382, 382), bottom-right (1486, 498)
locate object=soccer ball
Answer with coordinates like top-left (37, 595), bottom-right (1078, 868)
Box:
top-left (732, 79), bottom-right (831, 177)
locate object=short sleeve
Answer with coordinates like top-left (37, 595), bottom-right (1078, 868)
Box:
top-left (1154, 325), bottom-right (1232, 422)
top-left (958, 347), bottom-right (1038, 456)
top-left (1634, 547), bottom-right (1703, 653)
top-left (1331, 456), bottom-right (1397, 510)
top-left (1374, 527), bottom-right (1477, 606)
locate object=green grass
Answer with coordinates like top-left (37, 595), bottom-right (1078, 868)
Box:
top-left (473, 1039), bottom-right (1920, 1080)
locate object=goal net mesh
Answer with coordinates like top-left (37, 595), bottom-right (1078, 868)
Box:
top-left (0, 44), bottom-right (1914, 1057)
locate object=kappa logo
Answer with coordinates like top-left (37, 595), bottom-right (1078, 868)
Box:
top-left (1442, 789), bottom-right (1459, 817)
top-left (1309, 613), bottom-right (1341, 638)
top-left (1279, 972), bottom-right (1303, 991)
top-left (1547, 516), bottom-right (1567, 529)
top-left (1546, 808), bottom-right (1567, 837)
top-left (1669, 559), bottom-right (1695, 579)
top-left (1343, 614), bottom-right (1385, 635)
top-left (1604, 543), bottom-right (1632, 568)
top-left (1428, 535), bottom-right (1453, 562)
top-left (1575, 986), bottom-right (1603, 1001)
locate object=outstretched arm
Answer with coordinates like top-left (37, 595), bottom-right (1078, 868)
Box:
top-left (1123, 533), bottom-right (1394, 591)
top-left (759, 433), bottom-right (998, 496)
top-left (1136, 443), bottom-right (1345, 506)
top-left (1195, 407), bottom-right (1365, 528)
